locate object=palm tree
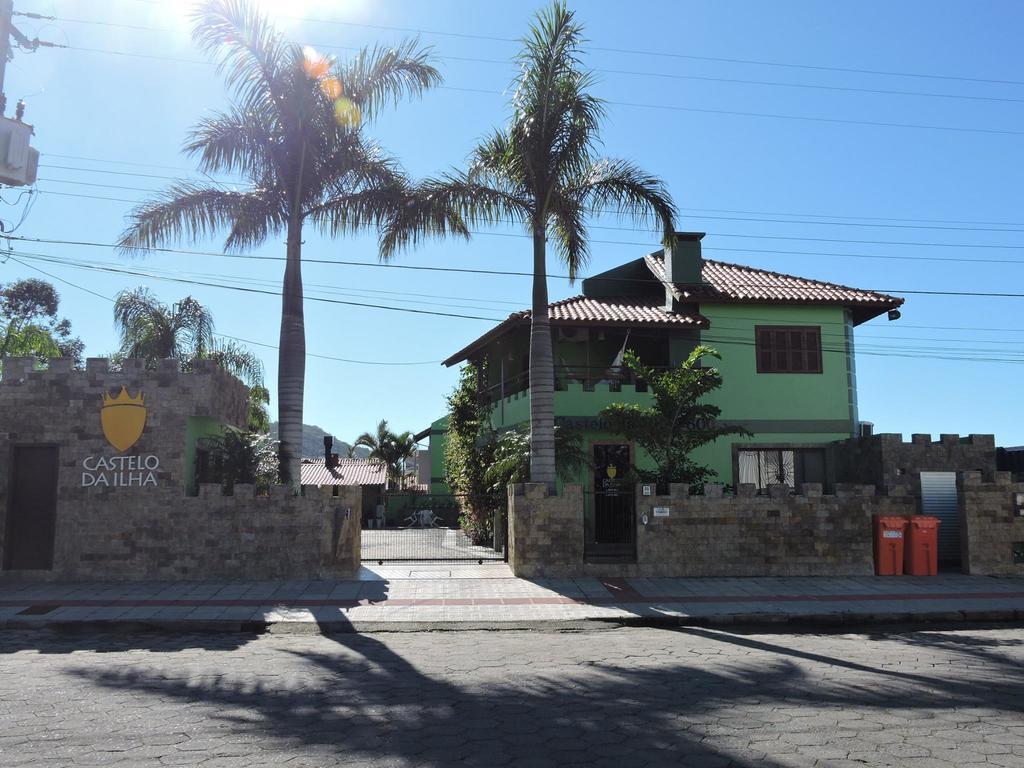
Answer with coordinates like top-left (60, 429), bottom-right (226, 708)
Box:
top-left (113, 287), bottom-right (268, 429)
top-left (114, 287), bottom-right (215, 362)
top-left (355, 419), bottom-right (397, 487)
top-left (354, 420), bottom-right (415, 490)
top-left (390, 430), bottom-right (417, 489)
top-left (118, 0), bottom-right (466, 488)
top-left (425, 2), bottom-right (676, 487)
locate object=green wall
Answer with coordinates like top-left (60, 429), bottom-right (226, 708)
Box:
top-left (431, 302), bottom-right (859, 490)
top-left (184, 416), bottom-right (228, 495)
top-left (428, 416), bottom-right (449, 494)
top-left (690, 304), bottom-right (856, 481)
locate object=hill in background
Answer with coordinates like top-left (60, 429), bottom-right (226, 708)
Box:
top-left (269, 422), bottom-right (370, 460)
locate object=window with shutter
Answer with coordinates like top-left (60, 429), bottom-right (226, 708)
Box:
top-left (755, 326), bottom-right (823, 373)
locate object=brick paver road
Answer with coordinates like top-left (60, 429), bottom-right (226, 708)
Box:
top-left (0, 627), bottom-right (1021, 767)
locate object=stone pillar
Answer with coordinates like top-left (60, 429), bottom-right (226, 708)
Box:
top-left (507, 483), bottom-right (584, 577)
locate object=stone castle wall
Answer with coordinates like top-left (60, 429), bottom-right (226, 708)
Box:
top-left (833, 433), bottom-right (997, 493)
top-left (0, 358), bottom-right (360, 581)
top-left (508, 482), bottom-right (915, 578)
top-left (633, 483), bottom-right (914, 578)
top-left (959, 471), bottom-right (1024, 576)
top-left (8, 483), bottom-right (362, 581)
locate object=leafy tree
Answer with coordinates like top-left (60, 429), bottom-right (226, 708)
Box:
top-left (201, 427), bottom-right (278, 494)
top-left (443, 363), bottom-right (499, 543)
top-left (355, 419), bottom-right (416, 489)
top-left (484, 425), bottom-right (590, 493)
top-left (118, 0), bottom-right (466, 488)
top-left (600, 347), bottom-right (751, 488)
top-left (0, 278), bottom-right (84, 370)
top-left (112, 287), bottom-right (269, 431)
top-left (425, 2), bottom-right (676, 487)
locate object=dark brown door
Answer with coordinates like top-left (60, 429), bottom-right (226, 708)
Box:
top-left (591, 444), bottom-right (634, 550)
top-left (4, 446), bottom-right (59, 570)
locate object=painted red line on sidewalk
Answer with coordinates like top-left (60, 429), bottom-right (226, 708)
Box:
top-left (1, 591), bottom-right (1023, 610)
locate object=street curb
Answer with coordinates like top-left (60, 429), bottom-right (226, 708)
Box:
top-left (1, 608), bottom-right (1022, 634)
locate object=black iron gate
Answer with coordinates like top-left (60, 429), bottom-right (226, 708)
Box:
top-left (361, 493), bottom-right (507, 564)
top-left (585, 442), bottom-right (637, 561)
top-left (584, 490), bottom-right (636, 561)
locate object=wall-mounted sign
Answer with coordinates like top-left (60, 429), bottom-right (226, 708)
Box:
top-left (82, 455), bottom-right (161, 487)
top-left (642, 484), bottom-right (653, 496)
top-left (653, 506), bottom-right (670, 517)
top-left (1015, 492), bottom-right (1024, 517)
top-left (101, 386), bottom-right (147, 452)
top-left (83, 387), bottom-right (161, 487)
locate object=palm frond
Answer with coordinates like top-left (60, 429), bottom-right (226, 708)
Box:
top-left (117, 183), bottom-right (281, 254)
top-left (335, 38), bottom-right (442, 121)
top-left (207, 337), bottom-right (265, 387)
top-left (184, 103), bottom-right (280, 180)
top-left (113, 287), bottom-right (175, 360)
top-left (172, 296), bottom-right (216, 357)
top-left (378, 181), bottom-right (470, 262)
top-left (189, 0), bottom-right (290, 119)
top-left (577, 158), bottom-right (677, 246)
top-left (546, 193), bottom-right (588, 280)
top-left (420, 172), bottom-right (531, 229)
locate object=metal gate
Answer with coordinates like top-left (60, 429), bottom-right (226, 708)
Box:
top-left (361, 493), bottom-right (507, 564)
top-left (920, 471), bottom-right (961, 566)
top-left (584, 490), bottom-right (636, 562)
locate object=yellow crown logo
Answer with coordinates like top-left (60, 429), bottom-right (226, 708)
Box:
top-left (102, 387), bottom-right (145, 408)
top-left (100, 386), bottom-right (147, 452)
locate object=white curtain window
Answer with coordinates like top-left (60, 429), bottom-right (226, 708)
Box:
top-left (738, 451), bottom-right (759, 485)
top-left (739, 450), bottom-right (796, 489)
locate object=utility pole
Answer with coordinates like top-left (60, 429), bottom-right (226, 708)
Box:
top-left (0, 0), bottom-right (13, 116)
top-left (0, 1), bottom-right (60, 118)
top-left (0, 1), bottom-right (61, 187)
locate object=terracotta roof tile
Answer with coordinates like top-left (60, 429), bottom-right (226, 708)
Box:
top-left (513, 295), bottom-right (708, 326)
top-left (300, 458), bottom-right (387, 487)
top-left (645, 252), bottom-right (904, 307)
top-left (442, 296), bottom-right (707, 365)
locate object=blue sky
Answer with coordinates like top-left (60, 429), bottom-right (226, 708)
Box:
top-left (3, 0), bottom-right (1023, 446)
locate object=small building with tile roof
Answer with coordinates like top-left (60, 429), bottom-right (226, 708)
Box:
top-left (300, 456), bottom-right (387, 524)
top-left (427, 233), bottom-right (904, 498)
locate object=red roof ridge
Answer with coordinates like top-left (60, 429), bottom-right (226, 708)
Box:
top-left (646, 250), bottom-right (903, 306)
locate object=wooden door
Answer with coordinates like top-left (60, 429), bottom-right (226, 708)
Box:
top-left (4, 446), bottom-right (59, 570)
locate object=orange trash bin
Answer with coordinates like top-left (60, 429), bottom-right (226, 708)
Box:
top-left (873, 515), bottom-right (908, 576)
top-left (905, 516), bottom-right (941, 576)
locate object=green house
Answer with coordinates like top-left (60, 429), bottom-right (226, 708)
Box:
top-left (428, 233), bottom-right (903, 493)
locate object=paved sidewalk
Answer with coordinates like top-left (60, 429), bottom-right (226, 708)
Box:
top-left (1, 566), bottom-right (1023, 632)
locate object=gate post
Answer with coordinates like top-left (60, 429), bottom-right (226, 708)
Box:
top-left (507, 483), bottom-right (584, 577)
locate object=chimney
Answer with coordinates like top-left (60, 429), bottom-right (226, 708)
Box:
top-left (324, 435), bottom-right (339, 469)
top-left (663, 232), bottom-right (705, 312)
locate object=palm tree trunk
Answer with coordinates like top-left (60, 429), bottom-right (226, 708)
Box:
top-left (277, 219), bottom-right (306, 490)
top-left (528, 222), bottom-right (556, 489)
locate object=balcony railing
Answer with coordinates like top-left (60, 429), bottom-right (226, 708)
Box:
top-left (481, 365), bottom-right (668, 404)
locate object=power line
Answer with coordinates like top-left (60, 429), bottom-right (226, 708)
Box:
top-left (41, 13), bottom-right (1024, 106)
top-left (8, 237), bottom-right (1024, 302)
top-left (79, 0), bottom-right (1024, 89)
top-left (4, 254), bottom-right (447, 365)
top-left (10, 250), bottom-right (1024, 364)
top-left (8, 248), bottom-right (504, 321)
top-left (14, 249), bottom-right (1021, 364)
top-left (24, 185), bottom-right (1024, 262)
top-left (36, 171), bottom-right (1024, 237)
top-left (36, 155), bottom-right (1024, 228)
top-left (48, 43), bottom-right (1024, 138)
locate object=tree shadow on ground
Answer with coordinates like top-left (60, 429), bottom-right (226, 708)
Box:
top-left (0, 627), bottom-right (260, 654)
top-left (60, 624), bottom-right (1024, 767)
